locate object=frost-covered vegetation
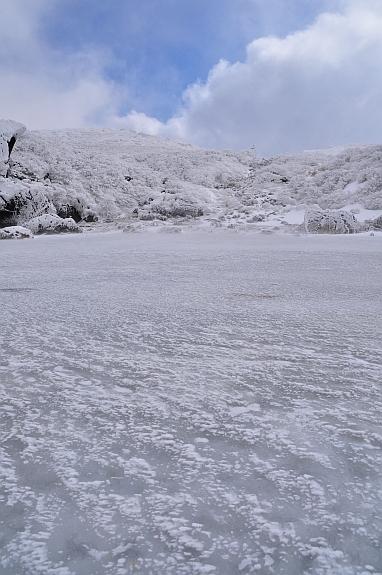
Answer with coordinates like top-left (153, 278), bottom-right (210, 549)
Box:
top-left (1, 123), bottom-right (382, 235)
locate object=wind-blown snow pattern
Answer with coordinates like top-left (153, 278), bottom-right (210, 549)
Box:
top-left (1, 232), bottom-right (382, 575)
top-left (6, 128), bottom-right (382, 232)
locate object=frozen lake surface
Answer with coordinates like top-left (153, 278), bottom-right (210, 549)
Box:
top-left (1, 231), bottom-right (381, 575)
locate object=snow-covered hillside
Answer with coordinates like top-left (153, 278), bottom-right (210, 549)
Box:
top-left (1, 122), bottom-right (382, 233)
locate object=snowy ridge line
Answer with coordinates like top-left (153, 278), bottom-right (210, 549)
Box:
top-left (1, 122), bottom-right (382, 234)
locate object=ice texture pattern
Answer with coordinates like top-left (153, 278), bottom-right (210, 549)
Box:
top-left (1, 231), bottom-right (381, 575)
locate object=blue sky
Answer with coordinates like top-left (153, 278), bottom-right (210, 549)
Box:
top-left (1, 0), bottom-right (382, 155)
top-left (39, 0), bottom-right (331, 120)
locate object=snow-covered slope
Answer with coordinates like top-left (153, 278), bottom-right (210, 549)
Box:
top-left (3, 126), bottom-right (382, 232)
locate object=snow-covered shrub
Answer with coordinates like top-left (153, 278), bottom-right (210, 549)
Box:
top-left (304, 208), bottom-right (361, 234)
top-left (98, 198), bottom-right (120, 222)
top-left (25, 214), bottom-right (81, 234)
top-left (371, 215), bottom-right (382, 229)
top-left (151, 198), bottom-right (203, 218)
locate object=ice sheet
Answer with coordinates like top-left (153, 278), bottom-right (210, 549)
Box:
top-left (1, 232), bottom-right (381, 575)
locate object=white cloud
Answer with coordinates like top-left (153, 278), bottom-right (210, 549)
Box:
top-left (0, 0), bottom-right (118, 129)
top-left (0, 68), bottom-right (115, 130)
top-left (2, 0), bottom-right (382, 155)
top-left (115, 0), bottom-right (382, 155)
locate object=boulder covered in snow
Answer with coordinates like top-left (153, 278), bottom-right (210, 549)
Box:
top-left (25, 214), bottom-right (82, 234)
top-left (370, 215), bottom-right (382, 230)
top-left (304, 208), bottom-right (361, 234)
top-left (56, 203), bottom-right (98, 223)
top-left (0, 225), bottom-right (33, 240)
top-left (0, 179), bottom-right (51, 228)
top-left (0, 120), bottom-right (26, 177)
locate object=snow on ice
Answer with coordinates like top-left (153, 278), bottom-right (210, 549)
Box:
top-left (0, 122), bottom-right (382, 575)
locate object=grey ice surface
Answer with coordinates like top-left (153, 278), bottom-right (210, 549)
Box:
top-left (0, 231), bottom-right (381, 575)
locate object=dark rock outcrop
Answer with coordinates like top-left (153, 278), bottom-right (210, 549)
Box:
top-left (56, 203), bottom-right (98, 223)
top-left (56, 204), bottom-right (82, 222)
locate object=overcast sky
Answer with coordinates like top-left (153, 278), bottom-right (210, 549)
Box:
top-left (1, 0), bottom-right (381, 156)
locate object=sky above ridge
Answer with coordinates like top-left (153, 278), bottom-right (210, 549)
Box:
top-left (1, 0), bottom-right (382, 156)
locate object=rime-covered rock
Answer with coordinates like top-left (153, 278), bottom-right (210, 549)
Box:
top-left (56, 203), bottom-right (98, 223)
top-left (25, 214), bottom-right (81, 234)
top-left (56, 203), bottom-right (82, 222)
top-left (0, 120), bottom-right (26, 177)
top-left (370, 215), bottom-right (382, 229)
top-left (0, 179), bottom-right (51, 228)
top-left (304, 208), bottom-right (361, 234)
top-left (0, 225), bottom-right (33, 239)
